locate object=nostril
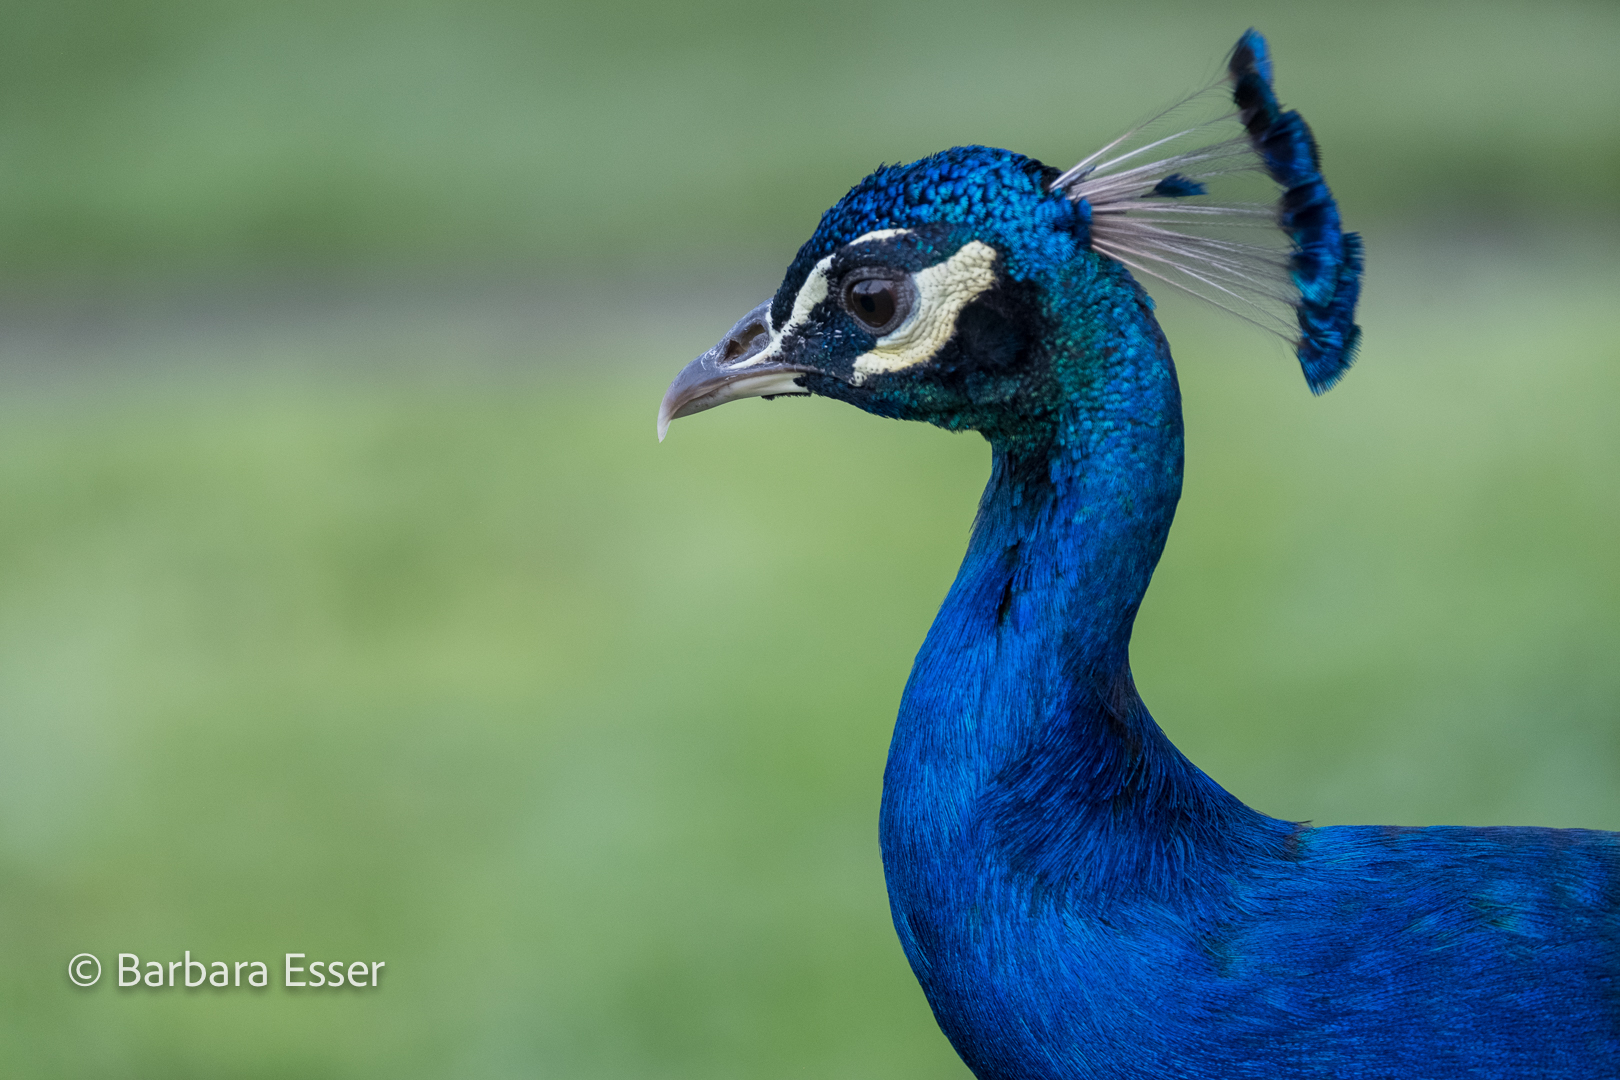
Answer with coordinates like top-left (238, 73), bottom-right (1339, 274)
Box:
top-left (721, 323), bottom-right (769, 363)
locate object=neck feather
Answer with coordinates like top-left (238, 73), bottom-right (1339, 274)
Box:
top-left (882, 285), bottom-right (1288, 905)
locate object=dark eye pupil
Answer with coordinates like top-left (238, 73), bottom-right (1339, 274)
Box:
top-left (847, 279), bottom-right (898, 330)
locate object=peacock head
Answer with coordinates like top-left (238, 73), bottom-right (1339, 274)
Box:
top-left (658, 30), bottom-right (1363, 446)
top-left (659, 146), bottom-right (1103, 445)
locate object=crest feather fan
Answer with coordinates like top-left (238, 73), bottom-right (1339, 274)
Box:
top-left (1050, 28), bottom-right (1363, 392)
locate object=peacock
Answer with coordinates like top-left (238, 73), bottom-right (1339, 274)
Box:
top-left (656, 30), bottom-right (1618, 1078)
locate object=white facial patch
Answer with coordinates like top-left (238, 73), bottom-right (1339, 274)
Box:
top-left (733, 230), bottom-right (911, 369)
top-left (850, 228), bottom-right (914, 244)
top-left (726, 254), bottom-right (833, 370)
top-left (727, 230), bottom-right (998, 382)
top-left (850, 241), bottom-right (999, 385)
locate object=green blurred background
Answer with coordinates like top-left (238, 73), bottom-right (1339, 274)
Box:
top-left (1, 0), bottom-right (1616, 1076)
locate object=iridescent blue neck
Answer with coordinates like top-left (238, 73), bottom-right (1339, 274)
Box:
top-left (880, 275), bottom-right (1287, 934)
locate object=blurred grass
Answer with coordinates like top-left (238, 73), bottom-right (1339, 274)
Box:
top-left (0, 1), bottom-right (1617, 1077)
top-left (0, 0), bottom-right (1615, 273)
top-left (0, 226), bottom-right (1615, 1078)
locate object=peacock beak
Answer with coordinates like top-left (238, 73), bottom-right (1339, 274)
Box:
top-left (657, 300), bottom-right (812, 441)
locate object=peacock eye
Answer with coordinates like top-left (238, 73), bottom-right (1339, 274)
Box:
top-left (842, 273), bottom-right (912, 336)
